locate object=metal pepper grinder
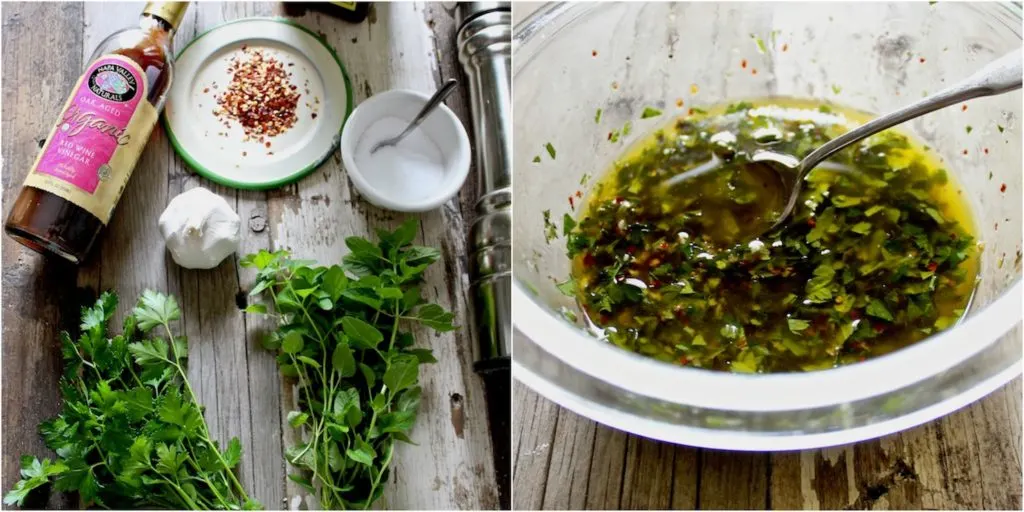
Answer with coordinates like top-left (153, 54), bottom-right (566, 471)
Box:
top-left (456, 2), bottom-right (511, 508)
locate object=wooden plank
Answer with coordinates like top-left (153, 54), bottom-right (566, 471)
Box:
top-left (584, 422), bottom-right (629, 509)
top-left (511, 381), bottom-right (558, 510)
top-left (259, 2), bottom-right (498, 509)
top-left (620, 434), bottom-right (677, 510)
top-left (0, 3), bottom-right (85, 509)
top-left (513, 377), bottom-right (1021, 510)
top-left (541, 407), bottom-right (597, 510)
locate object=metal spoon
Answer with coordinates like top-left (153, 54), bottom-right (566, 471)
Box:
top-left (665, 48), bottom-right (1022, 235)
top-left (371, 79), bottom-right (459, 154)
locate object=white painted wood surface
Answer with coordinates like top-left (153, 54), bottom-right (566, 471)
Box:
top-left (3, 2), bottom-right (498, 509)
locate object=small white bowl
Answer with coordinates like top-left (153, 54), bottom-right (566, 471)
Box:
top-left (340, 89), bottom-right (471, 212)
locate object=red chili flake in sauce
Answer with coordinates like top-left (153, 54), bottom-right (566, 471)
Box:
top-left (1001, 183), bottom-right (1007, 193)
top-left (626, 246), bottom-right (637, 255)
top-left (649, 279), bottom-right (661, 288)
top-left (741, 59), bottom-right (748, 69)
top-left (807, 217), bottom-right (817, 227)
top-left (983, 147), bottom-right (989, 154)
top-left (659, 241), bottom-right (669, 250)
top-left (592, 50), bottom-right (598, 57)
top-left (568, 195), bottom-right (575, 209)
top-left (962, 149), bottom-right (969, 155)
top-left (679, 356), bottom-right (690, 365)
top-left (751, 68), bottom-right (759, 75)
top-left (919, 57), bottom-right (926, 63)
top-left (873, 323), bottom-right (886, 334)
top-left (614, 196), bottom-right (624, 204)
top-left (850, 309), bottom-right (861, 320)
top-left (927, 261), bottom-right (938, 272)
top-left (688, 108), bottom-right (696, 115)
top-left (582, 253), bottom-right (597, 267)
top-left (311, 113), bottom-right (318, 119)
top-left (782, 43), bottom-right (789, 52)
top-left (961, 104), bottom-right (968, 111)
top-left (575, 190), bottom-right (583, 198)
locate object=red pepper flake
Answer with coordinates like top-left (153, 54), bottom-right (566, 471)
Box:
top-left (688, 108), bottom-right (696, 115)
top-left (582, 253), bottom-right (597, 267)
top-left (850, 309), bottom-right (861, 320)
top-left (919, 57), bottom-right (926, 63)
top-left (568, 195), bottom-right (575, 209)
top-left (575, 190), bottom-right (583, 198)
top-left (614, 196), bottom-right (624, 204)
top-left (679, 356), bottom-right (690, 365)
top-left (927, 261), bottom-right (938, 272)
top-left (961, 104), bottom-right (968, 111)
top-left (782, 43), bottom-right (789, 52)
top-left (873, 323), bottom-right (886, 334)
top-left (751, 68), bottom-right (758, 75)
top-left (807, 217), bottom-right (817, 227)
top-left (649, 279), bottom-right (661, 288)
top-left (962, 149), bottom-right (969, 155)
top-left (592, 50), bottom-right (598, 57)
top-left (217, 48), bottom-right (301, 138)
top-left (265, 141), bottom-right (272, 148)
top-left (983, 147), bottom-right (989, 154)
top-left (659, 241), bottom-right (669, 250)
top-left (1000, 183), bottom-right (1007, 193)
top-left (607, 132), bottom-right (613, 140)
top-left (626, 246), bottom-right (637, 255)
top-left (741, 59), bottom-right (748, 69)
top-left (203, 87), bottom-right (210, 93)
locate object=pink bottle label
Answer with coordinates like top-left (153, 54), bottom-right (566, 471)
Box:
top-left (35, 56), bottom-right (145, 193)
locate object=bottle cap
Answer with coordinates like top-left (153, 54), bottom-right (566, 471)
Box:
top-left (143, 2), bottom-right (189, 28)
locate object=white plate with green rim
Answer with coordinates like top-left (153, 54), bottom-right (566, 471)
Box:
top-left (164, 18), bottom-right (352, 190)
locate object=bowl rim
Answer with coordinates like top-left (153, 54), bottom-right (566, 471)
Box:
top-left (339, 89), bottom-right (471, 212)
top-left (511, 0), bottom-right (1024, 413)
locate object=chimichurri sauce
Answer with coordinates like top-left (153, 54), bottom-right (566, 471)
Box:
top-left (566, 100), bottom-right (979, 373)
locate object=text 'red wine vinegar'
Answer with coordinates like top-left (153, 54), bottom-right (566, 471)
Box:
top-left (4, 2), bottom-right (189, 264)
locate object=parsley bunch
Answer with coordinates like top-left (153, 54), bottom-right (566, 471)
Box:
top-left (242, 219), bottom-right (454, 509)
top-left (5, 291), bottom-right (258, 509)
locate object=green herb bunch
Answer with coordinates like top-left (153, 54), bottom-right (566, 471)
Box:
top-left (5, 291), bottom-right (258, 509)
top-left (241, 219), bottom-right (455, 509)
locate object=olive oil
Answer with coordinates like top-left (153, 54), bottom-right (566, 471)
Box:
top-left (567, 99), bottom-right (979, 372)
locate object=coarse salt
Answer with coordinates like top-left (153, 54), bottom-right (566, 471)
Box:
top-left (353, 117), bottom-right (446, 203)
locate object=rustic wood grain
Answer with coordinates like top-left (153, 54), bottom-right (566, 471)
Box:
top-left (1, 2), bottom-right (499, 510)
top-left (513, 379), bottom-right (1023, 510)
top-left (1, 3), bottom-right (84, 509)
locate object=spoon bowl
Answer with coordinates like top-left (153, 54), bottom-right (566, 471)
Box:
top-left (665, 48), bottom-right (1022, 239)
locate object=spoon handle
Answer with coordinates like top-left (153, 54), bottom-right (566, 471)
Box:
top-left (801, 48), bottom-right (1022, 171)
top-left (393, 79), bottom-right (459, 142)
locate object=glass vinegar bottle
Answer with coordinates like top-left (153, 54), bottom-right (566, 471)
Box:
top-left (4, 2), bottom-right (188, 264)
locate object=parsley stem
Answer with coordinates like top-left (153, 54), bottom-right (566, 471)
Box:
top-left (162, 321), bottom-right (250, 502)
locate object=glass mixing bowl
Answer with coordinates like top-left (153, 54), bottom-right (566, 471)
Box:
top-left (512, 2), bottom-right (1022, 449)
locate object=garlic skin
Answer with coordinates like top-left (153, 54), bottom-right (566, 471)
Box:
top-left (159, 187), bottom-right (241, 270)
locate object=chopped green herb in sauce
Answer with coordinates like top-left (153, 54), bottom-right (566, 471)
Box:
top-left (545, 142), bottom-right (557, 159)
top-left (642, 107), bottom-right (663, 119)
top-left (565, 99), bottom-right (978, 373)
top-left (595, 108), bottom-right (603, 124)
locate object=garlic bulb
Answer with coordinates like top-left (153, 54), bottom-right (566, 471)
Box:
top-left (159, 187), bottom-right (241, 270)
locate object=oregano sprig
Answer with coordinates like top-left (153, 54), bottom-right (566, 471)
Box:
top-left (242, 219), bottom-right (455, 510)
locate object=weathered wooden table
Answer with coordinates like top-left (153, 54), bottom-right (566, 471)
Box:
top-left (2, 2), bottom-right (502, 509)
top-left (514, 380), bottom-right (1021, 510)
